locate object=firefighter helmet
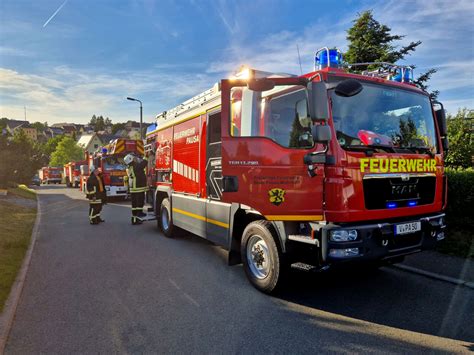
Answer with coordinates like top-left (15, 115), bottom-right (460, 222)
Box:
top-left (124, 154), bottom-right (134, 165)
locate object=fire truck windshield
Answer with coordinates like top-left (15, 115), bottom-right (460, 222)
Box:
top-left (103, 156), bottom-right (126, 171)
top-left (330, 82), bottom-right (438, 154)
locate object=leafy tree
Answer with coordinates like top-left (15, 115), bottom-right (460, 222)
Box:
top-left (0, 130), bottom-right (44, 186)
top-left (31, 121), bottom-right (47, 132)
top-left (105, 117), bottom-right (112, 126)
top-left (112, 122), bottom-right (126, 134)
top-left (345, 10), bottom-right (438, 99)
top-left (42, 135), bottom-right (64, 157)
top-left (49, 136), bottom-right (85, 166)
top-left (0, 117), bottom-right (9, 131)
top-left (445, 108), bottom-right (474, 168)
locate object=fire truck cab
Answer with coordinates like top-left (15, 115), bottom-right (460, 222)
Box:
top-left (84, 138), bottom-right (144, 198)
top-left (147, 48), bottom-right (448, 293)
top-left (64, 160), bottom-right (86, 188)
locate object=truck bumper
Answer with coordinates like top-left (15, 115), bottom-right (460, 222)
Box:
top-left (320, 213), bottom-right (446, 264)
top-left (106, 186), bottom-right (128, 197)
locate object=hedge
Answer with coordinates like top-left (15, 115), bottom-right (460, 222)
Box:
top-left (445, 168), bottom-right (474, 227)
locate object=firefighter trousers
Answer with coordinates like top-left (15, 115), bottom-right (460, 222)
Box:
top-left (131, 191), bottom-right (145, 224)
top-left (89, 200), bottom-right (102, 224)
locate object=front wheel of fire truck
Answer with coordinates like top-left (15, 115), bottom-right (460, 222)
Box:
top-left (159, 198), bottom-right (174, 238)
top-left (241, 221), bottom-right (287, 294)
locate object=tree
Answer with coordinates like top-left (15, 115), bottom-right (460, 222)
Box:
top-left (42, 135), bottom-right (64, 157)
top-left (345, 10), bottom-right (438, 99)
top-left (31, 121), bottom-right (47, 132)
top-left (445, 108), bottom-right (474, 168)
top-left (0, 130), bottom-right (44, 187)
top-left (49, 136), bottom-right (85, 167)
top-left (112, 122), bottom-right (126, 134)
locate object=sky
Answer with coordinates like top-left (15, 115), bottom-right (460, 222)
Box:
top-left (0, 0), bottom-right (473, 125)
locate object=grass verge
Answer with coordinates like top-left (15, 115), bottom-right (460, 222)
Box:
top-left (7, 185), bottom-right (36, 200)
top-left (0, 199), bottom-right (36, 312)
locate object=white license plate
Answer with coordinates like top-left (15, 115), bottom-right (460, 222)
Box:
top-left (395, 221), bottom-right (421, 235)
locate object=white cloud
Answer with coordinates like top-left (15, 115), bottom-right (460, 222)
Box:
top-left (0, 66), bottom-right (216, 124)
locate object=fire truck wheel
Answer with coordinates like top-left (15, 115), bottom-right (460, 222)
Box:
top-left (159, 198), bottom-right (174, 238)
top-left (241, 220), bottom-right (286, 294)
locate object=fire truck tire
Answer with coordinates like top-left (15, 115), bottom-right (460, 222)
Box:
top-left (241, 220), bottom-right (287, 294)
top-left (159, 198), bottom-right (174, 238)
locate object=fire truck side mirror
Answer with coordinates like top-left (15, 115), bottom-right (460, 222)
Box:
top-left (433, 102), bottom-right (448, 137)
top-left (311, 125), bottom-right (332, 143)
top-left (308, 81), bottom-right (329, 121)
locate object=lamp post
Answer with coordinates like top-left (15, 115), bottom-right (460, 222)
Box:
top-left (126, 97), bottom-right (143, 140)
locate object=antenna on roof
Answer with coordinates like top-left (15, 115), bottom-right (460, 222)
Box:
top-left (296, 44), bottom-right (303, 75)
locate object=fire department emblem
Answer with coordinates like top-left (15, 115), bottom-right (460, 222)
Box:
top-left (268, 188), bottom-right (285, 206)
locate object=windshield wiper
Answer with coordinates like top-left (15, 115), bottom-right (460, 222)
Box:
top-left (344, 144), bottom-right (396, 156)
top-left (402, 146), bottom-right (435, 157)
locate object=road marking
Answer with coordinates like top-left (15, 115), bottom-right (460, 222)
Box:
top-left (168, 279), bottom-right (200, 307)
top-left (392, 264), bottom-right (474, 290)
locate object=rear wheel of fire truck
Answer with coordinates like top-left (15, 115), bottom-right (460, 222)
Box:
top-left (159, 198), bottom-right (174, 238)
top-left (241, 220), bottom-right (287, 294)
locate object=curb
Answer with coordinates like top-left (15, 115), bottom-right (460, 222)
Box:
top-left (392, 264), bottom-right (474, 290)
top-left (0, 195), bottom-right (41, 353)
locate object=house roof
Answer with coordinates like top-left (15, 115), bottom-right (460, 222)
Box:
top-left (77, 133), bottom-right (102, 148)
top-left (6, 119), bottom-right (29, 130)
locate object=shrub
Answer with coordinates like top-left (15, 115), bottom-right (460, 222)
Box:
top-left (445, 168), bottom-right (474, 227)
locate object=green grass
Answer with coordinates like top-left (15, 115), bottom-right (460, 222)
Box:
top-left (7, 184), bottom-right (37, 200)
top-left (0, 201), bottom-right (36, 311)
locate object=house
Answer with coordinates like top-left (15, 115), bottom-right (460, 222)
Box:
top-left (77, 133), bottom-right (103, 154)
top-left (5, 119), bottom-right (38, 141)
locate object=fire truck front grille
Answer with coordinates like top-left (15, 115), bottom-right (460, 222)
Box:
top-left (110, 175), bottom-right (124, 186)
top-left (363, 176), bottom-right (436, 210)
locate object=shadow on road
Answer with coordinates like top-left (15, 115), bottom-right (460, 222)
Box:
top-left (273, 264), bottom-right (474, 343)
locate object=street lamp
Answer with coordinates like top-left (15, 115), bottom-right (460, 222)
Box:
top-left (126, 97), bottom-right (143, 140)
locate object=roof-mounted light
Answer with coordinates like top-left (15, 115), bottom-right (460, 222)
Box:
top-left (315, 47), bottom-right (343, 70)
top-left (390, 67), bottom-right (413, 83)
top-left (233, 66), bottom-right (252, 80)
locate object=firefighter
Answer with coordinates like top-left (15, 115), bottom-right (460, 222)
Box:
top-left (86, 166), bottom-right (106, 225)
top-left (124, 153), bottom-right (148, 225)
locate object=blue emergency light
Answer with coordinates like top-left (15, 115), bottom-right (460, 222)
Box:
top-left (390, 67), bottom-right (413, 83)
top-left (408, 200), bottom-right (418, 207)
top-left (386, 202), bottom-right (398, 209)
top-left (102, 147), bottom-right (108, 154)
top-left (315, 48), bottom-right (343, 70)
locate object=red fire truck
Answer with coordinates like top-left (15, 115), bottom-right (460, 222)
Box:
top-left (82, 138), bottom-right (144, 198)
top-left (39, 166), bottom-right (62, 184)
top-left (146, 48), bottom-right (448, 293)
top-left (64, 160), bottom-right (87, 188)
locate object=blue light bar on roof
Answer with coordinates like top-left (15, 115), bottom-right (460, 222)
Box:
top-left (390, 67), bottom-right (413, 83)
top-left (315, 47), bottom-right (343, 70)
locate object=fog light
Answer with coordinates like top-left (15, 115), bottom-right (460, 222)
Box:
top-left (329, 248), bottom-right (359, 258)
top-left (330, 229), bottom-right (358, 242)
top-left (437, 232), bottom-right (445, 241)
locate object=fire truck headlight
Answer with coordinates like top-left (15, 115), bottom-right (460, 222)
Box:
top-left (329, 229), bottom-right (358, 242)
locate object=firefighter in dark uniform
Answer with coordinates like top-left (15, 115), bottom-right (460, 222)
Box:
top-left (124, 153), bottom-right (148, 225)
top-left (86, 166), bottom-right (106, 225)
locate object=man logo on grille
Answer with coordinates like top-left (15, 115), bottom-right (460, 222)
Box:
top-left (269, 188), bottom-right (285, 206)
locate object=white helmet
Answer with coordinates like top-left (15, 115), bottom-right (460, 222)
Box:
top-left (124, 154), bottom-right (134, 165)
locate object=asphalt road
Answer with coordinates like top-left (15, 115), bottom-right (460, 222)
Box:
top-left (5, 186), bottom-right (474, 353)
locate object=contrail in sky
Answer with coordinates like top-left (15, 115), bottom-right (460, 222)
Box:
top-left (43, 0), bottom-right (68, 28)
